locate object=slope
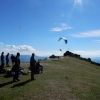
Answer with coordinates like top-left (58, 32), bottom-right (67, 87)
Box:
top-left (0, 56), bottom-right (100, 100)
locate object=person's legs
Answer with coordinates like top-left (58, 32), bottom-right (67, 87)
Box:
top-left (13, 70), bottom-right (19, 82)
top-left (16, 70), bottom-right (20, 80)
top-left (13, 71), bottom-right (16, 81)
top-left (12, 62), bottom-right (14, 68)
top-left (6, 60), bottom-right (9, 66)
top-left (6, 61), bottom-right (7, 66)
top-left (1, 62), bottom-right (4, 70)
top-left (1, 60), bottom-right (4, 65)
top-left (31, 71), bottom-right (34, 80)
top-left (7, 60), bottom-right (9, 66)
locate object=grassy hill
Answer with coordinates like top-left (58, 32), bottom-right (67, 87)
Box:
top-left (0, 56), bottom-right (100, 100)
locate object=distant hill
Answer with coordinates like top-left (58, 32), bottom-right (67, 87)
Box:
top-left (19, 55), bottom-right (48, 62)
top-left (0, 55), bottom-right (48, 63)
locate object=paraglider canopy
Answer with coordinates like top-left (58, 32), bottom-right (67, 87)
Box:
top-left (19, 26), bottom-right (22, 30)
top-left (60, 49), bottom-right (62, 51)
top-left (58, 37), bottom-right (67, 44)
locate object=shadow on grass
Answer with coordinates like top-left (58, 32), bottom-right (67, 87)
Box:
top-left (3, 75), bottom-right (13, 78)
top-left (0, 81), bottom-right (13, 88)
top-left (11, 79), bottom-right (34, 88)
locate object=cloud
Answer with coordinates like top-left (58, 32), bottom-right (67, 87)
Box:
top-left (0, 42), bottom-right (4, 45)
top-left (1, 43), bottom-right (100, 58)
top-left (50, 23), bottom-right (72, 32)
top-left (72, 30), bottom-right (100, 38)
top-left (95, 40), bottom-right (100, 43)
top-left (72, 50), bottom-right (100, 58)
top-left (74, 0), bottom-right (82, 6)
top-left (72, 0), bottom-right (88, 12)
top-left (74, 0), bottom-right (87, 7)
top-left (33, 50), bottom-right (65, 56)
top-left (36, 50), bottom-right (100, 57)
top-left (52, 50), bottom-right (66, 55)
top-left (2, 45), bottom-right (35, 55)
top-left (53, 51), bottom-right (62, 54)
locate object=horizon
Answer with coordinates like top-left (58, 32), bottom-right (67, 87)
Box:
top-left (0, 0), bottom-right (100, 58)
top-left (0, 52), bottom-right (100, 63)
top-left (0, 51), bottom-right (100, 59)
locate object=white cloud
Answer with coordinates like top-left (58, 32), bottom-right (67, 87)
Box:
top-left (1, 44), bottom-right (35, 55)
top-left (6, 45), bottom-right (35, 51)
top-left (74, 0), bottom-right (82, 6)
top-left (0, 42), bottom-right (4, 45)
top-left (74, 0), bottom-right (87, 6)
top-left (95, 40), bottom-right (100, 43)
top-left (34, 50), bottom-right (63, 56)
top-left (35, 51), bottom-right (51, 56)
top-left (72, 50), bottom-right (100, 58)
top-left (36, 50), bottom-right (100, 58)
top-left (73, 0), bottom-right (88, 12)
top-left (1, 43), bottom-right (100, 58)
top-left (53, 50), bottom-right (66, 55)
top-left (50, 23), bottom-right (72, 32)
top-left (53, 51), bottom-right (63, 54)
top-left (72, 30), bottom-right (100, 38)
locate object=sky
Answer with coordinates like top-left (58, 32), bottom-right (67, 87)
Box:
top-left (0, 0), bottom-right (100, 58)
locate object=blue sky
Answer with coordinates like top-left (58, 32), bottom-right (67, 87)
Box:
top-left (0, 0), bottom-right (100, 58)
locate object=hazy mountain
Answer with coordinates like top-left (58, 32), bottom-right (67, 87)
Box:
top-left (0, 55), bottom-right (48, 63)
top-left (1, 54), bottom-right (100, 64)
top-left (19, 55), bottom-right (48, 62)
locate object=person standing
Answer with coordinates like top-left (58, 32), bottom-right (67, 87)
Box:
top-left (10, 54), bottom-right (15, 67)
top-left (13, 52), bottom-right (20, 82)
top-left (1, 52), bottom-right (4, 65)
top-left (30, 53), bottom-right (36, 80)
top-left (6, 53), bottom-right (9, 67)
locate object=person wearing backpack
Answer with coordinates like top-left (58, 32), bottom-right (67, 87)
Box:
top-left (13, 52), bottom-right (20, 82)
top-left (1, 52), bottom-right (4, 66)
top-left (10, 54), bottom-right (15, 67)
top-left (6, 53), bottom-right (9, 67)
top-left (30, 53), bottom-right (36, 80)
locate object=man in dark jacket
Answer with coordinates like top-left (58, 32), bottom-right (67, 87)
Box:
top-left (30, 53), bottom-right (36, 80)
top-left (10, 54), bottom-right (15, 67)
top-left (13, 52), bottom-right (20, 82)
top-left (1, 52), bottom-right (4, 65)
top-left (6, 53), bottom-right (9, 67)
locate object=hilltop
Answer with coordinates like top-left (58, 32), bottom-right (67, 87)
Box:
top-left (0, 56), bottom-right (100, 100)
top-left (49, 50), bottom-right (100, 66)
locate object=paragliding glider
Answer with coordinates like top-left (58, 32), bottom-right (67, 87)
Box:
top-left (58, 37), bottom-right (68, 44)
top-left (19, 26), bottom-right (22, 30)
top-left (60, 49), bottom-right (62, 51)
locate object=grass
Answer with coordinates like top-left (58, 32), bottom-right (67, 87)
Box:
top-left (0, 56), bottom-right (100, 100)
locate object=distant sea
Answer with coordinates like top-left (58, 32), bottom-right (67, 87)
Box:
top-left (0, 55), bottom-right (100, 64)
top-left (19, 55), bottom-right (48, 62)
top-left (91, 57), bottom-right (100, 63)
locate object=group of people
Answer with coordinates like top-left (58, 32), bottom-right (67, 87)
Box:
top-left (0, 52), bottom-right (10, 73)
top-left (0, 52), bottom-right (43, 82)
top-left (0, 52), bottom-right (10, 67)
